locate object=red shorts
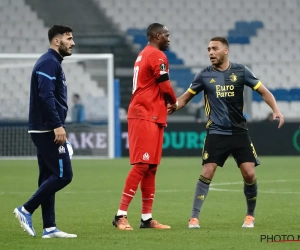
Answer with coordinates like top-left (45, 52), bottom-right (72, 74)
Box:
top-left (128, 119), bottom-right (164, 165)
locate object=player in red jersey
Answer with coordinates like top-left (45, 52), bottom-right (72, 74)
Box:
top-left (112, 23), bottom-right (178, 230)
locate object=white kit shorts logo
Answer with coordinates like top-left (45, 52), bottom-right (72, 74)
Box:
top-left (58, 145), bottom-right (66, 154)
top-left (142, 152), bottom-right (150, 161)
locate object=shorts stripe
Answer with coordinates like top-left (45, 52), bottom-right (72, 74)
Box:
top-left (59, 159), bottom-right (63, 177)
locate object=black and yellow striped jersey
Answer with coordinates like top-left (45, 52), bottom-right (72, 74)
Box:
top-left (188, 63), bottom-right (261, 135)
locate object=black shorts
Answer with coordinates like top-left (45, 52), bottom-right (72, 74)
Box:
top-left (202, 133), bottom-right (260, 167)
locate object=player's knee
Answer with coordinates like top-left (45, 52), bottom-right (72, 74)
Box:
top-left (132, 163), bottom-right (149, 176)
top-left (242, 172), bottom-right (256, 184)
top-left (60, 177), bottom-right (72, 187)
top-left (60, 172), bottom-right (73, 185)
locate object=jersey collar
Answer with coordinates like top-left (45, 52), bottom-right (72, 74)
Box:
top-left (48, 48), bottom-right (63, 63)
top-left (212, 62), bottom-right (232, 72)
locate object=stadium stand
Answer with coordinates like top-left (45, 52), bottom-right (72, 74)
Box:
top-left (96, 0), bottom-right (300, 120)
top-left (0, 0), bottom-right (106, 121)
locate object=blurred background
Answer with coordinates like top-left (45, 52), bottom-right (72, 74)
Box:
top-left (0, 0), bottom-right (299, 157)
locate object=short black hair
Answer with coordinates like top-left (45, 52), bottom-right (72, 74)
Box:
top-left (48, 25), bottom-right (73, 42)
top-left (210, 37), bottom-right (229, 47)
top-left (146, 23), bottom-right (165, 40)
top-left (73, 93), bottom-right (80, 99)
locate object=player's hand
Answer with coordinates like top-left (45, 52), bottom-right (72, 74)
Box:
top-left (273, 111), bottom-right (284, 128)
top-left (167, 101), bottom-right (177, 115)
top-left (54, 126), bottom-right (66, 144)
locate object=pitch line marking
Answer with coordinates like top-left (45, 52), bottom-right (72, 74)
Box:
top-left (210, 179), bottom-right (300, 187)
top-left (210, 188), bottom-right (300, 195)
top-left (1, 180), bottom-right (299, 195)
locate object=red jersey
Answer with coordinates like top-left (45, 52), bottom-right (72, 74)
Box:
top-left (127, 45), bottom-right (176, 125)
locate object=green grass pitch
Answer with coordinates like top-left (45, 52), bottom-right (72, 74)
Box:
top-left (0, 156), bottom-right (300, 250)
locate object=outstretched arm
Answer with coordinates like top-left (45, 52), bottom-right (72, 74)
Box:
top-left (167, 90), bottom-right (195, 115)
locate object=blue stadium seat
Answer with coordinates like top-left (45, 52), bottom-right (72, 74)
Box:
top-left (127, 28), bottom-right (146, 36)
top-left (253, 91), bottom-right (263, 101)
top-left (289, 88), bottom-right (300, 101)
top-left (250, 21), bottom-right (264, 29)
top-left (227, 36), bottom-right (250, 44)
top-left (235, 21), bottom-right (249, 31)
top-left (227, 20), bottom-right (264, 44)
top-left (254, 88), bottom-right (300, 102)
top-left (272, 88), bottom-right (291, 101)
top-left (133, 35), bottom-right (147, 47)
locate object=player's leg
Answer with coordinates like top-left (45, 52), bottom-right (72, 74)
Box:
top-left (13, 150), bottom-right (44, 236)
top-left (140, 164), bottom-right (157, 221)
top-left (113, 163), bottom-right (149, 230)
top-left (37, 153), bottom-right (56, 231)
top-left (189, 134), bottom-right (231, 229)
top-left (231, 134), bottom-right (260, 228)
top-left (113, 119), bottom-right (150, 230)
top-left (37, 133), bottom-right (76, 238)
top-left (15, 132), bottom-right (76, 238)
top-left (140, 124), bottom-right (170, 229)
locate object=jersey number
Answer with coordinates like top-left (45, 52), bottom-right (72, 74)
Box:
top-left (132, 66), bottom-right (139, 94)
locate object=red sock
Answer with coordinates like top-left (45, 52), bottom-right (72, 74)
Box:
top-left (141, 164), bottom-right (158, 214)
top-left (119, 163), bottom-right (149, 211)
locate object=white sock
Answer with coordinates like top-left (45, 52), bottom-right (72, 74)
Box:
top-left (45, 227), bottom-right (56, 232)
top-left (21, 206), bottom-right (30, 214)
top-left (117, 210), bottom-right (127, 216)
top-left (142, 213), bottom-right (152, 221)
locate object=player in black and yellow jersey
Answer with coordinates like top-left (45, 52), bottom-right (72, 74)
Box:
top-left (168, 37), bottom-right (284, 229)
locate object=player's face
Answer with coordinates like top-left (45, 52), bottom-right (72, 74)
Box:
top-left (158, 27), bottom-right (170, 51)
top-left (58, 32), bottom-right (75, 57)
top-left (207, 41), bottom-right (228, 66)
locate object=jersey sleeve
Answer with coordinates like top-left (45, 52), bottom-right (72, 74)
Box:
top-left (244, 66), bottom-right (262, 90)
top-left (147, 50), bottom-right (169, 84)
top-left (187, 71), bottom-right (205, 95)
top-left (36, 60), bottom-right (62, 129)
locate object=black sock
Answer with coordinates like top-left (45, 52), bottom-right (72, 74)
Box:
top-left (244, 178), bottom-right (257, 216)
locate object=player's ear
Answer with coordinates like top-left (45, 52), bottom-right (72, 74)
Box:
top-left (52, 37), bottom-right (60, 46)
top-left (156, 32), bottom-right (161, 40)
top-left (224, 47), bottom-right (229, 55)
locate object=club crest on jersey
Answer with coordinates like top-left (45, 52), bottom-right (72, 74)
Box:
top-left (142, 152), bottom-right (150, 161)
top-left (160, 63), bottom-right (166, 71)
top-left (58, 145), bottom-right (66, 154)
top-left (230, 73), bottom-right (237, 82)
top-left (203, 151), bottom-right (209, 160)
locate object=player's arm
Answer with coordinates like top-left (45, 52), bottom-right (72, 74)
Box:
top-left (37, 60), bottom-right (66, 143)
top-left (149, 52), bottom-right (177, 105)
top-left (159, 80), bottom-right (177, 105)
top-left (175, 91), bottom-right (194, 111)
top-left (256, 84), bottom-right (284, 128)
top-left (244, 66), bottom-right (284, 128)
top-left (168, 71), bottom-right (204, 114)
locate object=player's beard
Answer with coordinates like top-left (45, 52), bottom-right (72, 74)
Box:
top-left (213, 54), bottom-right (225, 67)
top-left (58, 41), bottom-right (72, 57)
